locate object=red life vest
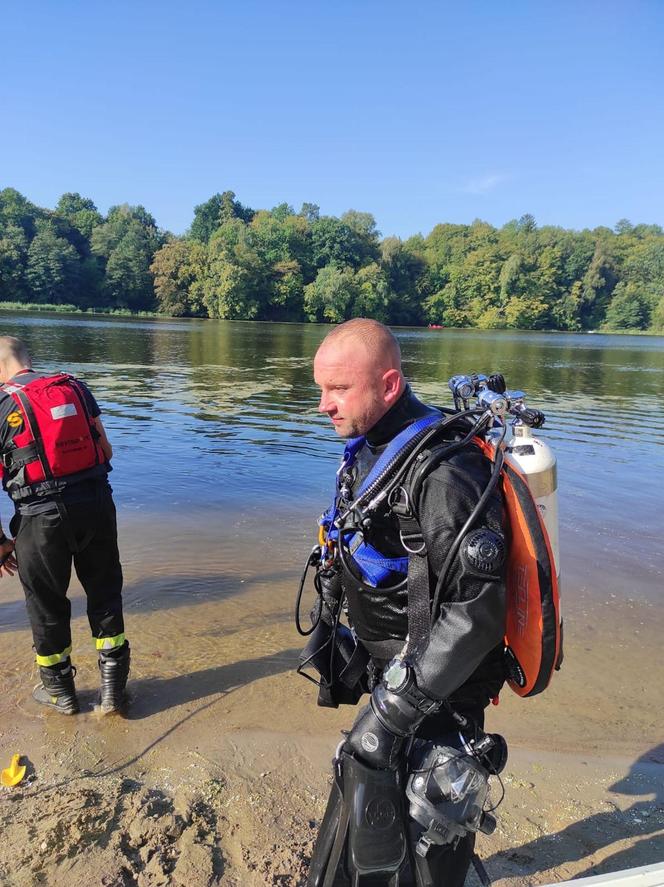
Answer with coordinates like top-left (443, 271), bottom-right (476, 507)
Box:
top-left (1, 373), bottom-right (107, 500)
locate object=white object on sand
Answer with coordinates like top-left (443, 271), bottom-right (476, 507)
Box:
top-left (541, 862), bottom-right (664, 887)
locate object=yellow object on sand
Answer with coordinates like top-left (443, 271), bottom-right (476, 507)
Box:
top-left (1, 754), bottom-right (26, 787)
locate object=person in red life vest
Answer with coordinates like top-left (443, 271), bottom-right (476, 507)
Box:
top-left (304, 319), bottom-right (507, 887)
top-left (0, 336), bottom-right (129, 715)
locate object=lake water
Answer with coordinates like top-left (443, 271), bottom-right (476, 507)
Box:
top-left (0, 314), bottom-right (664, 755)
top-left (0, 314), bottom-right (664, 664)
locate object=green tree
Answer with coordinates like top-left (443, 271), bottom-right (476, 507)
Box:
top-left (614, 219), bottom-right (633, 236)
top-left (341, 210), bottom-right (379, 241)
top-left (352, 263), bottom-right (392, 321)
top-left (603, 282), bottom-right (648, 330)
top-left (103, 228), bottom-right (157, 310)
top-left (268, 259), bottom-right (305, 320)
top-left (650, 296), bottom-right (664, 331)
top-left (0, 188), bottom-right (43, 239)
top-left (91, 205), bottom-right (164, 309)
top-left (310, 216), bottom-right (377, 270)
top-left (503, 294), bottom-right (548, 329)
top-left (300, 202), bottom-right (320, 223)
top-left (380, 237), bottom-right (427, 324)
top-left (304, 264), bottom-right (359, 322)
top-left (189, 191), bottom-right (254, 243)
top-left (551, 280), bottom-right (583, 331)
top-left (151, 239), bottom-right (207, 316)
top-left (578, 242), bottom-right (617, 328)
top-left (55, 192), bottom-right (103, 240)
top-left (0, 224), bottom-right (29, 301)
top-left (424, 282), bottom-right (470, 327)
top-left (25, 223), bottom-right (81, 304)
top-left (203, 219), bottom-right (265, 319)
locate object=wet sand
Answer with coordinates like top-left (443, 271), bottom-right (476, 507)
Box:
top-left (1, 519), bottom-right (663, 886)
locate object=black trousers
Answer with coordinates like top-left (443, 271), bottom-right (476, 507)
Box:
top-left (10, 485), bottom-right (124, 661)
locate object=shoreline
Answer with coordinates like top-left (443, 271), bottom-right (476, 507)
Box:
top-left (2, 303), bottom-right (663, 336)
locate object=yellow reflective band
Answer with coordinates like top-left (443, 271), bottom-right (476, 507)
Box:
top-left (95, 633), bottom-right (125, 651)
top-left (35, 646), bottom-right (72, 667)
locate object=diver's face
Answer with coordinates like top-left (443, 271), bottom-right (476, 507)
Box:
top-left (313, 341), bottom-right (395, 438)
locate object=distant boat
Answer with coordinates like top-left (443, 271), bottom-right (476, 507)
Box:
top-left (428, 324), bottom-right (444, 329)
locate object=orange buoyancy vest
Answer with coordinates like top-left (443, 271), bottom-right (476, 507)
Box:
top-left (475, 437), bottom-right (562, 697)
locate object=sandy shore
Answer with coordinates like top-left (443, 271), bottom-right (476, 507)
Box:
top-left (1, 558), bottom-right (663, 886)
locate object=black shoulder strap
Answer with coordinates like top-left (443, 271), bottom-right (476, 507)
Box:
top-left (14, 389), bottom-right (53, 481)
top-left (389, 485), bottom-right (431, 657)
top-left (391, 433), bottom-right (480, 658)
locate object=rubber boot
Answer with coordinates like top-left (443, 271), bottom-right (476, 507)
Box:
top-left (32, 659), bottom-right (80, 715)
top-left (99, 642), bottom-right (130, 713)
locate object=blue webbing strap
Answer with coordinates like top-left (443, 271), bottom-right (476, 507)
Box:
top-left (345, 534), bottom-right (409, 587)
top-left (323, 414), bottom-right (440, 586)
top-left (354, 414), bottom-right (441, 499)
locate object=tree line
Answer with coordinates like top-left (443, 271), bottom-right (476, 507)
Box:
top-left (1, 187), bottom-right (663, 331)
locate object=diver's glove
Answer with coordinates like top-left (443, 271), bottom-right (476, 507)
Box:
top-left (344, 658), bottom-right (441, 770)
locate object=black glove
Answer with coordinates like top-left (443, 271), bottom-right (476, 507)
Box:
top-left (344, 701), bottom-right (405, 769)
top-left (345, 665), bottom-right (441, 769)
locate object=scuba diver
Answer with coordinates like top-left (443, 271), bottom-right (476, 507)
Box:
top-left (0, 336), bottom-right (129, 715)
top-left (297, 319), bottom-right (561, 886)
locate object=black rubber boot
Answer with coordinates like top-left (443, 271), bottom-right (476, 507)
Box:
top-left (99, 642), bottom-right (130, 713)
top-left (32, 660), bottom-right (80, 715)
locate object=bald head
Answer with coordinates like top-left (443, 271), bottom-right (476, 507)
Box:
top-left (314, 319), bottom-right (405, 438)
top-left (317, 318), bottom-right (402, 375)
top-left (0, 336), bottom-right (31, 383)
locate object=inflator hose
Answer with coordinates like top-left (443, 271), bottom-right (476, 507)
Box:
top-left (430, 442), bottom-right (505, 621)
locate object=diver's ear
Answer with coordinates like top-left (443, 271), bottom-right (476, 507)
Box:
top-left (382, 369), bottom-right (403, 407)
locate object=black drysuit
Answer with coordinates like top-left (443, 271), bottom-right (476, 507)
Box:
top-left (339, 386), bottom-right (507, 885)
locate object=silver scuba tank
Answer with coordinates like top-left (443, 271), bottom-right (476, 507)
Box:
top-left (503, 421), bottom-right (560, 580)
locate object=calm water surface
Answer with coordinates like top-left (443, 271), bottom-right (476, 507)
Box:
top-left (0, 312), bottom-right (662, 628)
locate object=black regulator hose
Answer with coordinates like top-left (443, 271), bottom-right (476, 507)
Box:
top-left (406, 412), bottom-right (495, 506)
top-left (376, 410), bottom-right (489, 511)
top-left (295, 547), bottom-right (321, 636)
top-left (430, 436), bottom-right (505, 621)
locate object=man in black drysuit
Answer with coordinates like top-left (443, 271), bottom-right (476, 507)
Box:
top-left (0, 335), bottom-right (129, 714)
top-left (310, 319), bottom-right (506, 885)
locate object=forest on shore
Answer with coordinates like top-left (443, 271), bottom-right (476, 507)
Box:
top-left (1, 187), bottom-right (663, 331)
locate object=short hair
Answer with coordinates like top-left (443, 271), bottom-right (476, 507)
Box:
top-left (319, 318), bottom-right (401, 370)
top-left (0, 336), bottom-right (32, 367)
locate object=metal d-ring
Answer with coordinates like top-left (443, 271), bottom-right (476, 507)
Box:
top-left (399, 530), bottom-right (427, 555)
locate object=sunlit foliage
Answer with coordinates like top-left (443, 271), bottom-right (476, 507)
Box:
top-left (1, 188), bottom-right (663, 331)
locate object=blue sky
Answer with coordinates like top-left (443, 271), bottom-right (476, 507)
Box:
top-left (2, 1), bottom-right (663, 238)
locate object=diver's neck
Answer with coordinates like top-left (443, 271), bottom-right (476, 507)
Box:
top-left (366, 385), bottom-right (437, 448)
